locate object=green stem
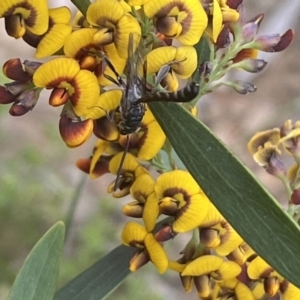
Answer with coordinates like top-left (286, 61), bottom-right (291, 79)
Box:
top-left (64, 174), bottom-right (87, 239)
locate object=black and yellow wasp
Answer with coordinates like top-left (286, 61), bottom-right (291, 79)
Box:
top-left (103, 33), bottom-right (200, 190)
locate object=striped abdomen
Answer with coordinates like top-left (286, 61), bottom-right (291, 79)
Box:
top-left (139, 82), bottom-right (200, 103)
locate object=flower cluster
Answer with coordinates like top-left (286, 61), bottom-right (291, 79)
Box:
top-left (0, 0), bottom-right (297, 299)
top-left (120, 168), bottom-right (300, 299)
top-left (248, 120), bottom-right (300, 217)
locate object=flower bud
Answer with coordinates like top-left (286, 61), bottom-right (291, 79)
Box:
top-left (247, 13), bottom-right (264, 27)
top-left (199, 228), bottom-right (220, 248)
top-left (16, 89), bottom-right (40, 110)
top-left (241, 22), bottom-right (259, 44)
top-left (232, 80), bottom-right (257, 94)
top-left (5, 81), bottom-right (29, 96)
top-left (3, 58), bottom-right (31, 82)
top-left (154, 225), bottom-right (177, 242)
top-left (156, 16), bottom-right (182, 38)
top-left (49, 88), bottom-right (69, 107)
top-left (23, 60), bottom-right (43, 76)
top-left (180, 275), bottom-right (193, 292)
top-left (291, 189), bottom-right (300, 205)
top-left (253, 34), bottom-right (281, 52)
top-left (264, 277), bottom-right (280, 296)
top-left (122, 202), bottom-right (143, 218)
top-left (194, 275), bottom-right (211, 298)
top-left (5, 14), bottom-right (26, 38)
top-left (235, 58), bottom-right (267, 73)
top-left (79, 55), bottom-right (97, 71)
top-left (272, 29), bottom-right (294, 52)
top-left (129, 250), bottom-right (149, 272)
top-left (215, 24), bottom-right (230, 49)
top-left (226, 0), bottom-right (243, 10)
top-left (0, 86), bottom-right (16, 104)
top-left (9, 103), bottom-right (30, 116)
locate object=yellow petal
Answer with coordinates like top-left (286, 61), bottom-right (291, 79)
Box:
top-left (173, 46), bottom-right (197, 79)
top-left (155, 170), bottom-right (201, 198)
top-left (71, 69), bottom-right (100, 117)
top-left (122, 201), bottom-right (143, 217)
top-left (147, 46), bottom-right (177, 74)
top-left (144, 0), bottom-right (207, 45)
top-left (214, 223), bottom-right (243, 256)
top-left (130, 174), bottom-right (155, 203)
top-left (59, 116), bottom-right (93, 148)
top-left (114, 14), bottom-right (141, 58)
top-left (64, 28), bottom-right (99, 58)
top-left (168, 260), bottom-right (187, 272)
top-left (128, 0), bottom-right (149, 5)
top-left (90, 140), bottom-right (109, 178)
top-left (33, 57), bottom-right (80, 87)
top-left (176, 0), bottom-right (208, 45)
top-left (201, 203), bottom-right (224, 226)
top-left (216, 261), bottom-right (241, 280)
top-left (118, 0), bottom-right (132, 12)
top-left (144, 233), bottom-right (168, 273)
top-left (109, 152), bottom-right (140, 175)
top-left (251, 282), bottom-right (266, 299)
top-left (98, 43), bottom-right (127, 86)
top-left (235, 282), bottom-right (255, 300)
top-left (121, 221), bottom-right (147, 246)
top-left (0, 0), bottom-right (48, 36)
top-left (247, 129), bottom-right (280, 155)
top-left (281, 281), bottom-right (300, 300)
top-left (86, 90), bottom-right (122, 119)
top-left (182, 255), bottom-right (224, 276)
top-left (143, 192), bottom-right (160, 232)
top-left (49, 6), bottom-right (71, 23)
top-left (173, 193), bottom-right (211, 233)
top-left (161, 71), bottom-right (179, 92)
top-left (247, 256), bottom-right (273, 280)
top-left (86, 0), bottom-right (125, 26)
top-left (26, 0), bottom-right (49, 35)
top-left (212, 0), bottom-right (223, 42)
top-left (35, 23), bottom-right (72, 58)
top-left (137, 109), bottom-right (166, 160)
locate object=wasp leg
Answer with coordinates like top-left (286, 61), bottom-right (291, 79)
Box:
top-left (114, 134), bottom-right (131, 191)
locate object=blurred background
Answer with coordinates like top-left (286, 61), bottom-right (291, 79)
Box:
top-left (1, 1), bottom-right (300, 299)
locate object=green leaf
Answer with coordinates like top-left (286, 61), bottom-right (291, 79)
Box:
top-left (194, 36), bottom-right (210, 66)
top-left (55, 245), bottom-right (136, 300)
top-left (149, 102), bottom-right (300, 288)
top-left (8, 221), bottom-right (65, 300)
top-left (70, 0), bottom-right (90, 15)
top-left (192, 36), bottom-right (211, 82)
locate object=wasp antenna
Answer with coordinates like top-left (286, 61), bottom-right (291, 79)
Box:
top-left (114, 135), bottom-right (131, 191)
top-left (103, 73), bottom-right (121, 86)
top-left (102, 54), bottom-right (125, 85)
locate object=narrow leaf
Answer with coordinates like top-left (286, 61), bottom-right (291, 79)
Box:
top-left (192, 36), bottom-right (211, 82)
top-left (149, 102), bottom-right (300, 287)
top-left (70, 0), bottom-right (90, 15)
top-left (8, 221), bottom-right (65, 300)
top-left (55, 245), bottom-right (136, 300)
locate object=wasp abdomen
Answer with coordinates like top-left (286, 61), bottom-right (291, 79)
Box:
top-left (140, 82), bottom-right (200, 103)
